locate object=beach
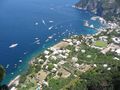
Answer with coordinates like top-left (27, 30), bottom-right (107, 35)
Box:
top-left (0, 0), bottom-right (102, 85)
top-left (8, 40), bottom-right (69, 88)
top-left (52, 41), bottom-right (69, 49)
top-left (8, 75), bottom-right (20, 90)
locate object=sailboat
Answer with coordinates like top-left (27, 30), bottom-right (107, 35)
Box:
top-left (42, 19), bottom-right (46, 25)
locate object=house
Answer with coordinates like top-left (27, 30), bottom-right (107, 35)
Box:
top-left (81, 49), bottom-right (86, 53)
top-left (11, 87), bottom-right (17, 90)
top-left (45, 55), bottom-right (49, 59)
top-left (76, 41), bottom-right (81, 46)
top-left (99, 36), bottom-right (108, 42)
top-left (93, 64), bottom-right (97, 67)
top-left (71, 57), bottom-right (78, 63)
top-left (112, 37), bottom-right (120, 44)
top-left (42, 80), bottom-right (48, 86)
top-left (44, 50), bottom-right (49, 55)
top-left (113, 57), bottom-right (120, 61)
top-left (51, 56), bottom-right (57, 60)
top-left (74, 63), bottom-right (80, 68)
top-left (103, 64), bottom-right (108, 68)
top-left (115, 49), bottom-right (120, 55)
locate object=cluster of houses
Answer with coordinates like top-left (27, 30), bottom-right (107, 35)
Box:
top-left (32, 36), bottom-right (95, 89)
top-left (13, 21), bottom-right (120, 90)
top-left (86, 23), bottom-right (120, 56)
top-left (34, 23), bottom-right (120, 89)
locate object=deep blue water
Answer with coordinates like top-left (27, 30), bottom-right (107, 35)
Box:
top-left (0, 0), bottom-right (102, 83)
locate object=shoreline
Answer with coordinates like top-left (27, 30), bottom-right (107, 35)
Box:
top-left (7, 22), bottom-right (109, 89)
top-left (8, 75), bottom-right (20, 89)
top-left (5, 7), bottom-right (103, 87)
top-left (8, 40), bottom-right (70, 89)
top-left (8, 10), bottom-right (117, 89)
top-left (8, 21), bottom-right (119, 89)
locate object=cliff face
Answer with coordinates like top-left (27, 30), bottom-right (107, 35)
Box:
top-left (75, 0), bottom-right (120, 20)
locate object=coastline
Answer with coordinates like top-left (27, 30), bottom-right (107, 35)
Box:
top-left (8, 75), bottom-right (20, 90)
top-left (8, 40), bottom-right (70, 89)
top-left (8, 20), bottom-right (120, 89)
top-left (8, 4), bottom-right (117, 89)
top-left (3, 0), bottom-right (120, 89)
top-left (1, 2), bottom-right (103, 85)
top-left (7, 18), bottom-right (110, 89)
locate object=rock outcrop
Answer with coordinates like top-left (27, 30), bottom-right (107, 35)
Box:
top-left (75, 0), bottom-right (120, 20)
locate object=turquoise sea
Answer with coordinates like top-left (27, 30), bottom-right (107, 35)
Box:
top-left (0, 0), bottom-right (102, 83)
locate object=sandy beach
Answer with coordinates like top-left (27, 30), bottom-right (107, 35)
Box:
top-left (52, 41), bottom-right (69, 49)
top-left (8, 75), bottom-right (20, 88)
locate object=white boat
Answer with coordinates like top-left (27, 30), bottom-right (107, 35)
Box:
top-left (55, 39), bottom-right (57, 41)
top-left (45, 39), bottom-right (49, 42)
top-left (35, 38), bottom-right (39, 40)
top-left (36, 42), bottom-right (40, 45)
top-left (35, 22), bottom-right (39, 25)
top-left (42, 20), bottom-right (46, 25)
top-left (6, 64), bottom-right (9, 69)
top-left (19, 60), bottom-right (22, 63)
top-left (55, 27), bottom-right (58, 29)
top-left (84, 20), bottom-right (89, 27)
top-left (9, 43), bottom-right (18, 48)
top-left (53, 33), bottom-right (56, 36)
top-left (49, 21), bottom-right (54, 23)
top-left (66, 29), bottom-right (68, 32)
top-left (62, 32), bottom-right (65, 35)
top-left (11, 73), bottom-right (14, 75)
top-left (24, 51), bottom-right (28, 55)
top-left (48, 26), bottom-right (53, 30)
top-left (48, 36), bottom-right (53, 39)
top-left (34, 40), bottom-right (40, 44)
top-left (89, 24), bottom-right (94, 28)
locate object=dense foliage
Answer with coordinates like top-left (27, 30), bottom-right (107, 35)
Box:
top-left (0, 65), bottom-right (9, 90)
top-left (0, 65), bottom-right (5, 82)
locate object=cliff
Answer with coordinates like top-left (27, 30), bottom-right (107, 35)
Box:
top-left (75, 0), bottom-right (120, 21)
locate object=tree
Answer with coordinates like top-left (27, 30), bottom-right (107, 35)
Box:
top-left (0, 85), bottom-right (9, 90)
top-left (0, 65), bottom-right (5, 83)
top-left (0, 65), bottom-right (9, 90)
top-left (48, 64), bottom-right (54, 71)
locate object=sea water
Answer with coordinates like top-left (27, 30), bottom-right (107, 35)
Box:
top-left (0, 0), bottom-right (102, 83)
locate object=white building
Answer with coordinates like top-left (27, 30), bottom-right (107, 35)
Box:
top-left (112, 37), bottom-right (120, 44)
top-left (71, 57), bottom-right (78, 63)
top-left (103, 64), bottom-right (108, 68)
top-left (44, 50), bottom-right (49, 55)
top-left (116, 49), bottom-right (120, 55)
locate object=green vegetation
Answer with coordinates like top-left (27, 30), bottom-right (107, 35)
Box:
top-left (63, 79), bottom-right (87, 90)
top-left (63, 65), bottom-right (120, 90)
top-left (17, 24), bottom-right (120, 90)
top-left (0, 65), bottom-right (5, 82)
top-left (48, 63), bottom-right (54, 71)
top-left (94, 41), bottom-right (107, 47)
top-left (77, 46), bottom-right (119, 65)
top-left (43, 76), bottom-right (75, 90)
top-left (0, 65), bottom-right (9, 90)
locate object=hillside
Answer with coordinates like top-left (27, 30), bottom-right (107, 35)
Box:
top-left (75, 0), bottom-right (120, 21)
